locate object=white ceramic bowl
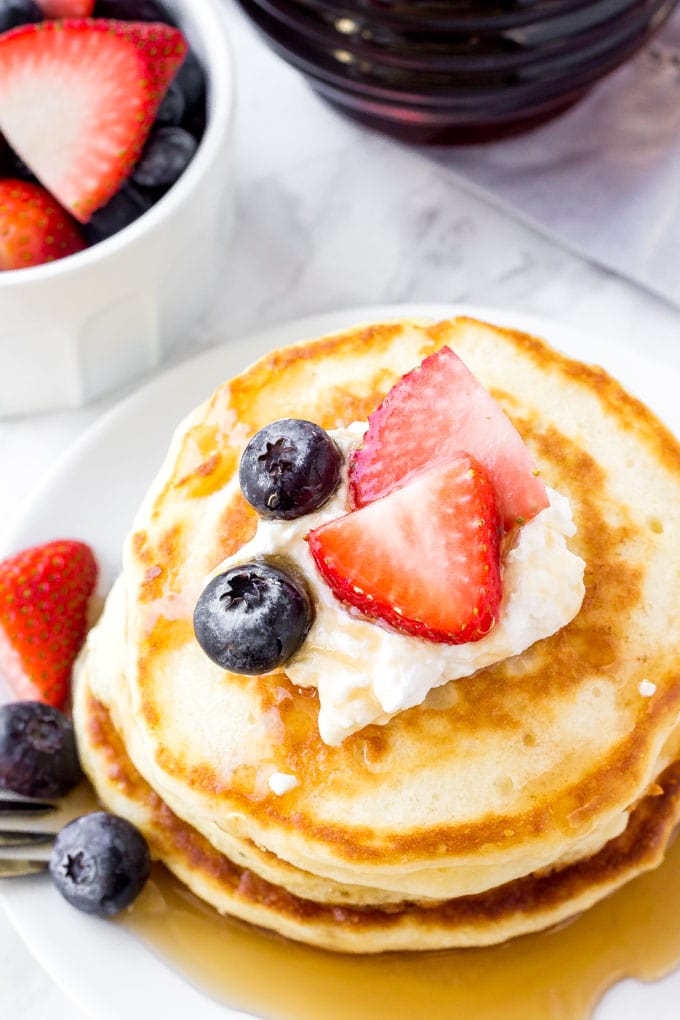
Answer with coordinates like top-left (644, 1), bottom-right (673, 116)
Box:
top-left (0, 0), bottom-right (234, 417)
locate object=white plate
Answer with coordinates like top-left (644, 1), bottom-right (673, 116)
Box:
top-left (1, 304), bottom-right (679, 1020)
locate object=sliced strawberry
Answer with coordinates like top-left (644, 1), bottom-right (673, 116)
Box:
top-left (0, 539), bottom-right (98, 709)
top-left (308, 454), bottom-right (502, 645)
top-left (36, 0), bottom-right (95, 15)
top-left (0, 178), bottom-right (87, 269)
top-left (349, 345), bottom-right (549, 531)
top-left (0, 19), bottom-right (188, 222)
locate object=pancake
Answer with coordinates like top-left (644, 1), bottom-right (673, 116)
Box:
top-left (73, 316), bottom-right (680, 951)
top-left (74, 677), bottom-right (680, 952)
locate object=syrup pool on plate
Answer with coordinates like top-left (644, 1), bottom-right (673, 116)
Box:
top-left (122, 833), bottom-right (680, 1020)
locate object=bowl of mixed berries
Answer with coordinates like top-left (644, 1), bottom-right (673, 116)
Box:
top-left (0, 0), bottom-right (234, 415)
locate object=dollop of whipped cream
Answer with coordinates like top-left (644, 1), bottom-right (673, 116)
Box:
top-left (217, 426), bottom-right (586, 745)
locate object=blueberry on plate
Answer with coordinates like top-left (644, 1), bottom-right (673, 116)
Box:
top-left (130, 126), bottom-right (198, 189)
top-left (49, 812), bottom-right (150, 917)
top-left (0, 0), bottom-right (42, 34)
top-left (194, 561), bottom-right (312, 675)
top-left (240, 419), bottom-right (342, 520)
top-left (0, 701), bottom-right (83, 799)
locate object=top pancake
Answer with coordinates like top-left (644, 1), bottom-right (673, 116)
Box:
top-left (80, 316), bottom-right (680, 901)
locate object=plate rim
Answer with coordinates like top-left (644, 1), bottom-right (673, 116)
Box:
top-left (3, 300), bottom-right (675, 551)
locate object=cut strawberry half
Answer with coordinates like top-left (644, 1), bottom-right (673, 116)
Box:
top-left (0, 539), bottom-right (98, 709)
top-left (349, 345), bottom-right (549, 531)
top-left (0, 179), bottom-right (87, 269)
top-left (308, 454), bottom-right (503, 645)
top-left (0, 19), bottom-right (188, 222)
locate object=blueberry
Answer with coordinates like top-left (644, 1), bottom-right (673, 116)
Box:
top-left (239, 419), bottom-right (342, 520)
top-left (0, 702), bottom-right (83, 799)
top-left (0, 0), bottom-right (42, 33)
top-left (93, 0), bottom-right (174, 23)
top-left (174, 50), bottom-right (206, 111)
top-left (6, 148), bottom-right (36, 182)
top-left (130, 126), bottom-right (197, 189)
top-left (81, 183), bottom-right (153, 244)
top-left (0, 137), bottom-right (13, 175)
top-left (182, 104), bottom-right (207, 143)
top-left (155, 80), bottom-right (186, 126)
top-left (49, 812), bottom-right (150, 917)
top-left (194, 562), bottom-right (312, 675)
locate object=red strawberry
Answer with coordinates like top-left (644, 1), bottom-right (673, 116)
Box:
top-left (0, 540), bottom-right (98, 708)
top-left (0, 19), bottom-right (188, 222)
top-left (0, 179), bottom-right (86, 269)
top-left (308, 454), bottom-right (502, 644)
top-left (349, 346), bottom-right (549, 531)
top-left (36, 0), bottom-right (95, 15)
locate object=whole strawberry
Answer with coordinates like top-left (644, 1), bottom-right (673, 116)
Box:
top-left (0, 539), bottom-right (98, 708)
top-left (0, 179), bottom-right (86, 269)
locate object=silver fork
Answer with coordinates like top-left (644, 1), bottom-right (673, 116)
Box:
top-left (0, 798), bottom-right (57, 877)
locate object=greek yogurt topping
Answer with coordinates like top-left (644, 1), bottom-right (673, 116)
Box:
top-left (217, 427), bottom-right (586, 746)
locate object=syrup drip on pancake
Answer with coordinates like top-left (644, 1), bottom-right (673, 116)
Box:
top-left (124, 842), bottom-right (680, 1020)
top-left (78, 680), bottom-right (680, 1018)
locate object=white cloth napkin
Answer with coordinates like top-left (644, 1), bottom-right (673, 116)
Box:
top-left (426, 8), bottom-right (680, 309)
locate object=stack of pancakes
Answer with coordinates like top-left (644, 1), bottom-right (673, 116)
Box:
top-left (74, 316), bottom-right (680, 952)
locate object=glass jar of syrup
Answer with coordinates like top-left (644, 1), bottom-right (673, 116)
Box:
top-left (234, 0), bottom-right (679, 142)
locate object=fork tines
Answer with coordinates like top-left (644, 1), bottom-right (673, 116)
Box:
top-left (0, 859), bottom-right (49, 878)
top-left (0, 798), bottom-right (56, 815)
top-left (0, 797), bottom-right (57, 877)
top-left (0, 829), bottom-right (55, 847)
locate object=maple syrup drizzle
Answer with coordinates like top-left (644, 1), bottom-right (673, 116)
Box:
top-left (122, 834), bottom-right (680, 1020)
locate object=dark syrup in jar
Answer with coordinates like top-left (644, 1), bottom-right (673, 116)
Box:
top-left (234, 0), bottom-right (679, 142)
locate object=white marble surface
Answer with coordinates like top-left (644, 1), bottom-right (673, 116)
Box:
top-left (431, 8), bottom-right (680, 309)
top-left (1, 1), bottom-right (680, 1017)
